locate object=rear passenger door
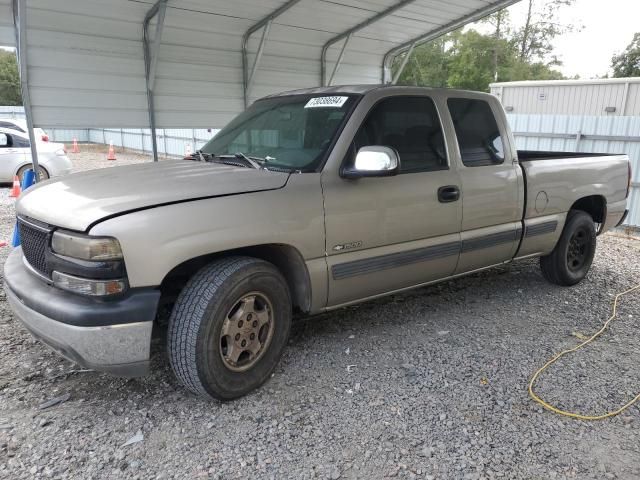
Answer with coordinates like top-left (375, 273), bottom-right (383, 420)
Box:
top-left (0, 132), bottom-right (26, 181)
top-left (322, 95), bottom-right (462, 307)
top-left (446, 97), bottom-right (523, 274)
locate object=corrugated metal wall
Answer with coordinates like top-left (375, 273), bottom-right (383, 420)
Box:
top-left (44, 128), bottom-right (217, 157)
top-left (84, 128), bottom-right (217, 157)
top-left (491, 79), bottom-right (640, 116)
top-left (0, 106), bottom-right (25, 120)
top-left (508, 114), bottom-right (640, 227)
top-left (1, 106), bottom-right (217, 154)
top-left (0, 0), bottom-right (518, 128)
top-left (51, 129), bottom-right (90, 142)
top-left (0, 0), bottom-right (12, 46)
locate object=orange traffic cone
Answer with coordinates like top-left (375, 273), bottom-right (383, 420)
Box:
top-left (71, 138), bottom-right (80, 153)
top-left (107, 142), bottom-right (117, 161)
top-left (9, 176), bottom-right (21, 198)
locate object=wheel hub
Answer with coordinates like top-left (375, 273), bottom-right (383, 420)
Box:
top-left (567, 227), bottom-right (589, 271)
top-left (219, 292), bottom-right (274, 372)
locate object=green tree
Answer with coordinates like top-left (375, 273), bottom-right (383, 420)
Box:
top-left (395, 37), bottom-right (449, 87)
top-left (514, 0), bottom-right (578, 63)
top-left (394, 29), bottom-right (564, 92)
top-left (0, 49), bottom-right (21, 106)
top-left (508, 59), bottom-right (564, 81)
top-left (611, 33), bottom-right (640, 77)
top-left (482, 8), bottom-right (511, 81)
top-left (446, 30), bottom-right (512, 91)
top-left (392, 0), bottom-right (571, 92)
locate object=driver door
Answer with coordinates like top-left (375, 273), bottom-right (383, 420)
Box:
top-left (322, 95), bottom-right (462, 307)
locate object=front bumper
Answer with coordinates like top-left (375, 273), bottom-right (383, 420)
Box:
top-left (4, 247), bottom-right (160, 377)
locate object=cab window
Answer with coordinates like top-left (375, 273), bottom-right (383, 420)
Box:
top-left (354, 96), bottom-right (447, 173)
top-left (447, 98), bottom-right (505, 167)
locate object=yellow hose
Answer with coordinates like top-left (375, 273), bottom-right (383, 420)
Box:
top-left (528, 284), bottom-right (640, 420)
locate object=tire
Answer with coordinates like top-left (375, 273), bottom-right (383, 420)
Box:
top-left (167, 256), bottom-right (292, 400)
top-left (540, 210), bottom-right (596, 286)
top-left (17, 164), bottom-right (49, 182)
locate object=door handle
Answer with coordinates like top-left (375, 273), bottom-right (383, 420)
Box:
top-left (438, 185), bottom-right (460, 203)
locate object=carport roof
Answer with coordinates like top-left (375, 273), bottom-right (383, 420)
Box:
top-left (1, 0), bottom-right (520, 130)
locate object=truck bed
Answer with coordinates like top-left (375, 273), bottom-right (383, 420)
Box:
top-left (517, 150), bottom-right (629, 230)
top-left (517, 150), bottom-right (618, 162)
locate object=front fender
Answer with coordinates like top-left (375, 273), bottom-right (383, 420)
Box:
top-left (88, 174), bottom-right (326, 289)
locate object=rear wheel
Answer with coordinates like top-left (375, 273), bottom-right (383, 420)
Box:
top-left (540, 210), bottom-right (596, 286)
top-left (17, 165), bottom-right (49, 182)
top-left (167, 256), bottom-right (292, 400)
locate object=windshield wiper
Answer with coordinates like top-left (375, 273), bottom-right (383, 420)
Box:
top-left (233, 153), bottom-right (290, 172)
top-left (186, 150), bottom-right (214, 162)
top-left (233, 152), bottom-right (263, 170)
top-left (205, 153), bottom-right (262, 170)
top-left (196, 152), bottom-right (291, 172)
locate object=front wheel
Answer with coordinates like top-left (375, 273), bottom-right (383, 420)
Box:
top-left (167, 257), bottom-right (292, 400)
top-left (540, 210), bottom-right (596, 286)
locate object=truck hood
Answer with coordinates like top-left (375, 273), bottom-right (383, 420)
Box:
top-left (16, 160), bottom-right (290, 231)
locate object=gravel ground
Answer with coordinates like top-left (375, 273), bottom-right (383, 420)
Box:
top-left (66, 143), bottom-right (168, 171)
top-left (1, 149), bottom-right (640, 479)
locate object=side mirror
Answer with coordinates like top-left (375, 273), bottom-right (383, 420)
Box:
top-left (341, 146), bottom-right (400, 179)
top-left (0, 133), bottom-right (7, 147)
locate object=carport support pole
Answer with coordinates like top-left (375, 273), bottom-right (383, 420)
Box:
top-left (143, 0), bottom-right (168, 162)
top-left (242, 0), bottom-right (303, 108)
top-left (320, 0), bottom-right (419, 87)
top-left (13, 0), bottom-right (41, 182)
top-left (381, 0), bottom-right (523, 83)
top-left (245, 19), bottom-right (272, 106)
top-left (391, 42), bottom-right (415, 85)
top-left (327, 33), bottom-right (352, 87)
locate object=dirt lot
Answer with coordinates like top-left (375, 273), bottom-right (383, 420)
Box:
top-left (1, 146), bottom-right (639, 479)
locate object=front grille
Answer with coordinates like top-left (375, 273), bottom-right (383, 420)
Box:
top-left (18, 218), bottom-right (50, 276)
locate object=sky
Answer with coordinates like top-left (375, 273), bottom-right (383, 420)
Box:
top-left (488, 0), bottom-right (640, 78)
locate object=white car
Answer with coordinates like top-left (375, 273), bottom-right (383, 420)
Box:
top-left (0, 127), bottom-right (72, 182)
top-left (0, 118), bottom-right (52, 143)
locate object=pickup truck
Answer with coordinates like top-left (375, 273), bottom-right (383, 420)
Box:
top-left (4, 86), bottom-right (631, 400)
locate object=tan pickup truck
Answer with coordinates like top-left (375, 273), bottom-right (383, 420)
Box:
top-left (4, 86), bottom-right (632, 400)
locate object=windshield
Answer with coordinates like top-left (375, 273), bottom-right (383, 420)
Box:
top-left (201, 94), bottom-right (358, 171)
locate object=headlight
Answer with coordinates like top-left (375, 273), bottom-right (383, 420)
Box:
top-left (52, 271), bottom-right (127, 296)
top-left (51, 231), bottom-right (123, 261)
top-left (55, 148), bottom-right (66, 156)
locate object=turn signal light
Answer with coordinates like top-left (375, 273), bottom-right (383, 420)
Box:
top-left (52, 271), bottom-right (127, 297)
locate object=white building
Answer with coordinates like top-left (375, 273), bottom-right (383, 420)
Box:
top-left (491, 78), bottom-right (640, 229)
top-left (490, 78), bottom-right (640, 116)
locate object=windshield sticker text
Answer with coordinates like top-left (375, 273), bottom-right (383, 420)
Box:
top-left (305, 96), bottom-right (348, 109)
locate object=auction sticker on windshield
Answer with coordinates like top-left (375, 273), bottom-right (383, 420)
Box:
top-left (305, 96), bottom-right (349, 108)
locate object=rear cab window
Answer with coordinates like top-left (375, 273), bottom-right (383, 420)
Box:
top-left (354, 96), bottom-right (448, 173)
top-left (447, 98), bottom-right (505, 167)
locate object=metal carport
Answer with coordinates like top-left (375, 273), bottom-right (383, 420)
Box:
top-left (0, 0), bottom-right (520, 170)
